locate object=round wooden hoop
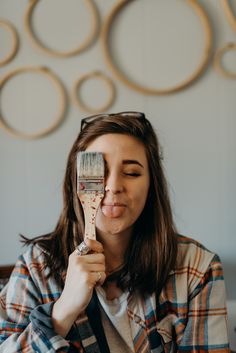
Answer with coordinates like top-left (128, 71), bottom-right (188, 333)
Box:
top-left (0, 66), bottom-right (67, 139)
top-left (222, 0), bottom-right (236, 32)
top-left (213, 43), bottom-right (236, 79)
top-left (0, 19), bottom-right (19, 67)
top-left (72, 71), bottom-right (116, 113)
top-left (24, 0), bottom-right (99, 58)
top-left (101, 0), bottom-right (212, 95)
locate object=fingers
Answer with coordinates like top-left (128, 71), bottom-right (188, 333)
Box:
top-left (68, 240), bottom-right (106, 285)
top-left (83, 238), bottom-right (104, 254)
top-left (66, 239), bottom-right (106, 290)
top-left (76, 269), bottom-right (106, 289)
top-left (71, 247), bottom-right (105, 264)
top-left (73, 256), bottom-right (106, 281)
top-left (76, 253), bottom-right (105, 264)
top-left (79, 262), bottom-right (105, 273)
top-left (72, 238), bottom-right (104, 262)
top-left (90, 271), bottom-right (106, 287)
top-left (96, 271), bottom-right (106, 286)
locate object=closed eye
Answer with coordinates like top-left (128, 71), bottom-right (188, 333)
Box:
top-left (124, 172), bottom-right (141, 177)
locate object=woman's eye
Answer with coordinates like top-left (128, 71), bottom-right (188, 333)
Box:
top-left (124, 172), bottom-right (141, 177)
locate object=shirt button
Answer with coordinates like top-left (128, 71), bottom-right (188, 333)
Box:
top-left (134, 316), bottom-right (141, 323)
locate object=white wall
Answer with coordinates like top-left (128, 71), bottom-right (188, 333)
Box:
top-left (0, 0), bottom-right (235, 307)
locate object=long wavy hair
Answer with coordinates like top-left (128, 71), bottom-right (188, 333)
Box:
top-left (22, 112), bottom-right (177, 295)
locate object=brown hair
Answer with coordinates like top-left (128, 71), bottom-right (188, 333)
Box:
top-left (22, 112), bottom-right (177, 295)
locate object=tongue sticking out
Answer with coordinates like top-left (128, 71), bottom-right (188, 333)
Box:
top-left (101, 205), bottom-right (126, 218)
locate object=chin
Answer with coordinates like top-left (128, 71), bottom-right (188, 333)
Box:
top-left (96, 210), bottom-right (136, 237)
top-left (96, 219), bottom-right (134, 239)
top-left (97, 224), bottom-right (126, 236)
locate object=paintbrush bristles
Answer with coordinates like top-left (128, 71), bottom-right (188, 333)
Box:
top-left (77, 152), bottom-right (105, 193)
top-left (77, 152), bottom-right (105, 178)
top-left (77, 151), bottom-right (105, 239)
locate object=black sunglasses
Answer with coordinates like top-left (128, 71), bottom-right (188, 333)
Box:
top-left (80, 111), bottom-right (146, 131)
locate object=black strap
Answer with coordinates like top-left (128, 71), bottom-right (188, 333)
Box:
top-left (86, 291), bottom-right (110, 353)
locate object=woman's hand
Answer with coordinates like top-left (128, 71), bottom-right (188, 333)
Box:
top-left (52, 239), bottom-right (106, 337)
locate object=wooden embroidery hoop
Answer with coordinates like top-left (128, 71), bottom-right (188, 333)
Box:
top-left (72, 71), bottom-right (116, 113)
top-left (0, 19), bottom-right (19, 67)
top-left (101, 0), bottom-right (212, 95)
top-left (214, 43), bottom-right (236, 79)
top-left (221, 0), bottom-right (236, 32)
top-left (213, 2), bottom-right (236, 79)
top-left (24, 0), bottom-right (99, 57)
top-left (0, 66), bottom-right (67, 139)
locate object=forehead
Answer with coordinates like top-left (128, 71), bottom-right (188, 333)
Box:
top-left (86, 133), bottom-right (148, 165)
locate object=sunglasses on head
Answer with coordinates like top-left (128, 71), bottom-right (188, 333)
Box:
top-left (80, 111), bottom-right (146, 131)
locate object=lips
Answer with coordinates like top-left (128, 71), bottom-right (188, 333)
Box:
top-left (101, 202), bottom-right (126, 218)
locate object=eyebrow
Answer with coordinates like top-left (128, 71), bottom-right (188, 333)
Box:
top-left (122, 159), bottom-right (144, 168)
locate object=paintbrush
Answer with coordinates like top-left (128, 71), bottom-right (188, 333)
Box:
top-left (77, 152), bottom-right (105, 240)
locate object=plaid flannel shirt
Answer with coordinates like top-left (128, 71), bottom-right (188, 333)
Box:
top-left (0, 235), bottom-right (230, 353)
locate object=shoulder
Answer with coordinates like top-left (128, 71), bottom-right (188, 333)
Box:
top-left (16, 243), bottom-right (50, 274)
top-left (171, 235), bottom-right (222, 295)
top-left (11, 243), bottom-right (53, 289)
top-left (8, 244), bottom-right (62, 302)
top-left (176, 234), bottom-right (217, 270)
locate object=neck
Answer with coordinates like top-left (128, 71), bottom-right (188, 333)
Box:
top-left (97, 228), bottom-right (132, 273)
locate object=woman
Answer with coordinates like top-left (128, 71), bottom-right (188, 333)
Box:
top-left (0, 112), bottom-right (229, 352)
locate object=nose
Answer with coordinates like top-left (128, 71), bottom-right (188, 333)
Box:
top-left (105, 171), bottom-right (124, 194)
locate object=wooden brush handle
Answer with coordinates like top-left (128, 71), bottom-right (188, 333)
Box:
top-left (79, 193), bottom-right (103, 240)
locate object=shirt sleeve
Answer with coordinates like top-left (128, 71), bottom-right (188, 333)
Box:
top-left (178, 254), bottom-right (230, 353)
top-left (0, 254), bottom-right (71, 353)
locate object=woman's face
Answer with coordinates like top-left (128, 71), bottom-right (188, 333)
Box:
top-left (85, 133), bottom-right (150, 238)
